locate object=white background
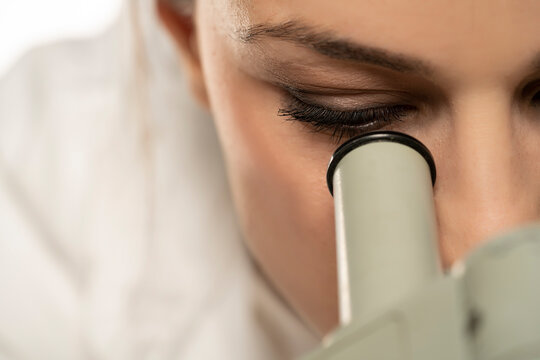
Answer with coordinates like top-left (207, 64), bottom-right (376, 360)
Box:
top-left (0, 0), bottom-right (123, 75)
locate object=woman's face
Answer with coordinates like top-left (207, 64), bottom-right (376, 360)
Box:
top-left (161, 0), bottom-right (540, 335)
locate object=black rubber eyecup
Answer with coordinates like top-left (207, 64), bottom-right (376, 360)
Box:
top-left (326, 131), bottom-right (437, 196)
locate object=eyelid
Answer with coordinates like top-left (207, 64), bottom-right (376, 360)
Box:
top-left (280, 92), bottom-right (417, 118)
top-left (281, 84), bottom-right (420, 110)
top-left (282, 88), bottom-right (414, 113)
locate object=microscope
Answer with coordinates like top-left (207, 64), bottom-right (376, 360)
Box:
top-left (300, 131), bottom-right (540, 360)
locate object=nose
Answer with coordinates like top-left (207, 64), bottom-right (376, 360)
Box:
top-left (432, 89), bottom-right (540, 268)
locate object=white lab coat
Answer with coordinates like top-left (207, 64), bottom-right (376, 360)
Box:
top-left (0, 1), bottom-right (318, 359)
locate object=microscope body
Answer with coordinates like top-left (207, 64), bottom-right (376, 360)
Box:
top-left (300, 132), bottom-right (540, 360)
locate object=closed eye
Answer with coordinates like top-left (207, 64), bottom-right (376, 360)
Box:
top-left (278, 93), bottom-right (417, 142)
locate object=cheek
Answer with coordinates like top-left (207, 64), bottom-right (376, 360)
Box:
top-left (199, 25), bottom-right (340, 331)
top-left (207, 50), bottom-right (335, 246)
top-left (198, 23), bottom-right (336, 242)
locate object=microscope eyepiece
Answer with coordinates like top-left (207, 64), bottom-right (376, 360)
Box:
top-left (326, 131), bottom-right (437, 196)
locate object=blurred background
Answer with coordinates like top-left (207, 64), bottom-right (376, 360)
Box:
top-left (0, 0), bottom-right (123, 75)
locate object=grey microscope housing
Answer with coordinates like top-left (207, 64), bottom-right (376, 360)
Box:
top-left (300, 131), bottom-right (540, 360)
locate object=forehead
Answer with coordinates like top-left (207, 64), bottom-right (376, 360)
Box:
top-left (230, 0), bottom-right (539, 42)
top-left (217, 0), bottom-right (540, 81)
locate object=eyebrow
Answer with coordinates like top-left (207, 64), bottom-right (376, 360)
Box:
top-left (237, 20), bottom-right (433, 75)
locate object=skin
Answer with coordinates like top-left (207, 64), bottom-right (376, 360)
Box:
top-left (157, 0), bottom-right (540, 337)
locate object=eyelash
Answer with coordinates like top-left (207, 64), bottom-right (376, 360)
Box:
top-left (278, 94), bottom-right (416, 142)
